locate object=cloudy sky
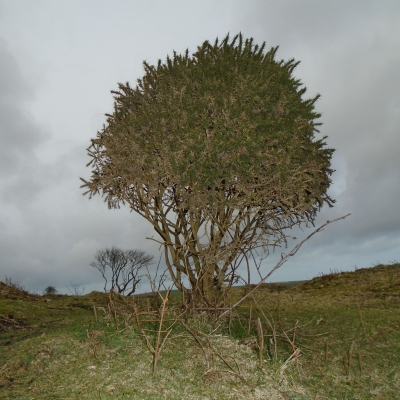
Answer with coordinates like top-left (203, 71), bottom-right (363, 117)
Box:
top-left (0, 0), bottom-right (399, 295)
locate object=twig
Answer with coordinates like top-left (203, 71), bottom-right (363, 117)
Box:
top-left (133, 305), bottom-right (154, 353)
top-left (93, 305), bottom-right (98, 322)
top-left (272, 324), bottom-right (278, 361)
top-left (325, 340), bottom-right (328, 364)
top-left (279, 348), bottom-right (301, 375)
top-left (182, 322), bottom-right (253, 389)
top-left (247, 302), bottom-right (253, 336)
top-left (349, 341), bottom-right (355, 368)
top-left (0, 315), bottom-right (20, 327)
top-left (282, 329), bottom-right (298, 367)
top-left (357, 300), bottom-right (368, 342)
top-left (207, 342), bottom-right (253, 389)
top-left (250, 294), bottom-right (277, 360)
top-left (153, 289), bottom-right (170, 374)
top-left (292, 320), bottom-right (299, 344)
top-left (257, 318), bottom-right (264, 368)
top-left (343, 355), bottom-right (348, 375)
top-left (182, 322), bottom-right (210, 369)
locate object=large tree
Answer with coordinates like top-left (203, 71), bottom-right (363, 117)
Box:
top-left (81, 33), bottom-right (335, 306)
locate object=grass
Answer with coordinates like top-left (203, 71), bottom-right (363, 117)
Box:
top-left (1, 262), bottom-right (399, 399)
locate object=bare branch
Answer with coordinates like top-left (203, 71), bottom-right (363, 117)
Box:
top-left (218, 213), bottom-right (351, 320)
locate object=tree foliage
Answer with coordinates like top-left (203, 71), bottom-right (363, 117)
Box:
top-left (90, 246), bottom-right (153, 296)
top-left (43, 286), bottom-right (57, 295)
top-left (81, 33), bottom-right (335, 306)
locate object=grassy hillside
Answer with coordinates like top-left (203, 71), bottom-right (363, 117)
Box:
top-left (1, 262), bottom-right (399, 399)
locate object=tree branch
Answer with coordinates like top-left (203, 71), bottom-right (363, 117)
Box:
top-left (217, 213), bottom-right (351, 320)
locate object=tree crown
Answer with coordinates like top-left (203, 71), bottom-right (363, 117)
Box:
top-left (83, 32), bottom-right (334, 221)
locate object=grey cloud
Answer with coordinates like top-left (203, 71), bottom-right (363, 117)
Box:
top-left (239, 1), bottom-right (398, 51)
top-left (325, 42), bottom-right (400, 240)
top-left (0, 39), bottom-right (50, 201)
top-left (0, 38), bottom-right (34, 101)
top-left (1, 1), bottom-right (399, 294)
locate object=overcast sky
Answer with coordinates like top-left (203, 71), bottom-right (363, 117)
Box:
top-left (0, 0), bottom-right (399, 295)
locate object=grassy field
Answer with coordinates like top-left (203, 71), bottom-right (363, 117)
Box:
top-left (1, 262), bottom-right (399, 399)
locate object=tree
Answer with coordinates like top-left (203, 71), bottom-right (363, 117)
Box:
top-left (66, 283), bottom-right (85, 296)
top-left (90, 246), bottom-right (153, 296)
top-left (81, 33), bottom-right (335, 306)
top-left (43, 286), bottom-right (57, 295)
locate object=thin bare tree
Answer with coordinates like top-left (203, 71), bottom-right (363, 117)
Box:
top-left (90, 246), bottom-right (153, 295)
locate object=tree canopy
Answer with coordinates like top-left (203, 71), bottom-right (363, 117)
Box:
top-left (82, 33), bottom-right (335, 306)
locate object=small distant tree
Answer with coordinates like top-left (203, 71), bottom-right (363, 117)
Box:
top-left (66, 283), bottom-right (86, 296)
top-left (43, 286), bottom-right (57, 295)
top-left (90, 246), bottom-right (153, 295)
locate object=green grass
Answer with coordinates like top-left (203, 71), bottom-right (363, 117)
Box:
top-left (1, 263), bottom-right (399, 399)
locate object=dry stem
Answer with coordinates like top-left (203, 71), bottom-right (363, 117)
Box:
top-left (257, 318), bottom-right (264, 368)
